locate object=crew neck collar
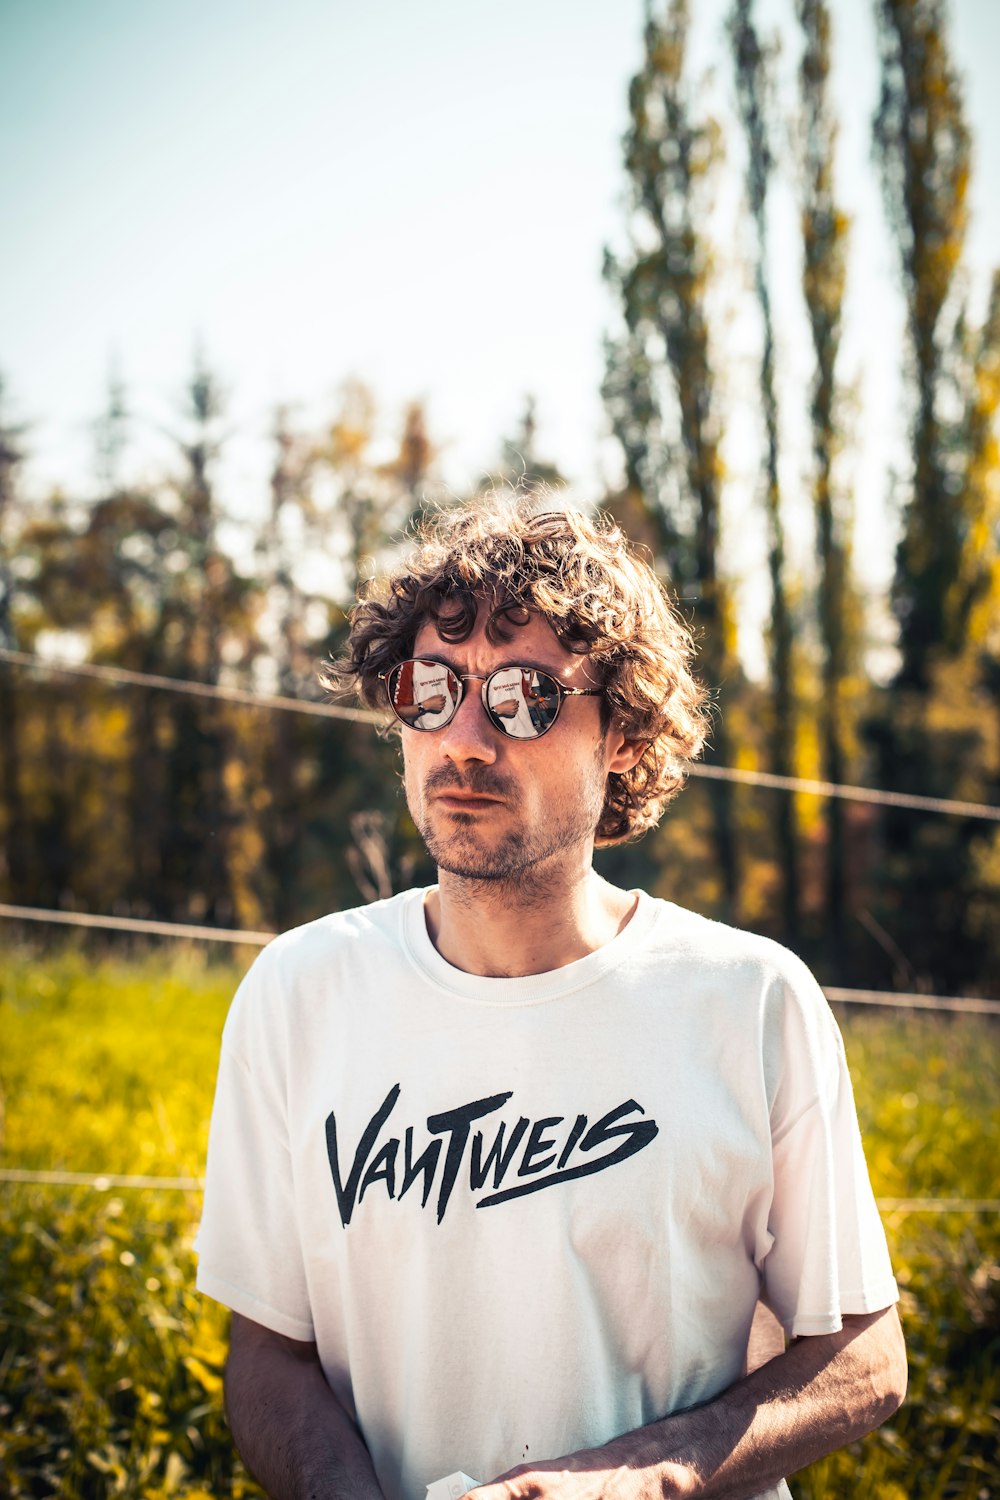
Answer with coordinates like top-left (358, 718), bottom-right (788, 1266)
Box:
top-left (400, 885), bottom-right (659, 1005)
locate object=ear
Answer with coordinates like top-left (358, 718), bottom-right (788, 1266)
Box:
top-left (605, 728), bottom-right (646, 775)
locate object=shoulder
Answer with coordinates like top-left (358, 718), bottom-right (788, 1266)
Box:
top-left (265, 887), bottom-right (422, 964)
top-left (646, 897), bottom-right (822, 992)
top-left (643, 895), bottom-right (841, 1046)
top-left (221, 888), bottom-right (427, 1046)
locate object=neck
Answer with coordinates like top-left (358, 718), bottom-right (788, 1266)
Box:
top-left (423, 852), bottom-right (637, 978)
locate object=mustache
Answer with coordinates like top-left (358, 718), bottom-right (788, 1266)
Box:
top-left (424, 765), bottom-right (518, 799)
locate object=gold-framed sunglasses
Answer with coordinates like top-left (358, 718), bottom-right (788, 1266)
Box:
top-left (380, 658), bottom-right (602, 741)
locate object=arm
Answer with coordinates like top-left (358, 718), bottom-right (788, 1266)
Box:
top-left (225, 1311), bottom-right (385, 1500)
top-left (474, 1305), bottom-right (906, 1500)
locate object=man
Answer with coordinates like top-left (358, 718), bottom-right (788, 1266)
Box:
top-left (196, 499), bottom-right (906, 1500)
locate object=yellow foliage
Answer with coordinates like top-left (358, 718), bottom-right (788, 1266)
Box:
top-left (182, 1355), bottom-right (224, 1397)
top-left (735, 741), bottom-right (758, 771)
top-left (793, 710), bottom-right (824, 834)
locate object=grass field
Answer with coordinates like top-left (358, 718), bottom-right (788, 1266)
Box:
top-left (1, 943), bottom-right (997, 1499)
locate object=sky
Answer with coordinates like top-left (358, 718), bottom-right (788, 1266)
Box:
top-left (2, 0), bottom-right (999, 667)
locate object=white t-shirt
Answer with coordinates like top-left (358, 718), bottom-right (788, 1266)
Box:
top-left (196, 888), bottom-right (898, 1500)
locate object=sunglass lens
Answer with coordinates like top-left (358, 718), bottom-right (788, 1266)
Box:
top-left (388, 659), bottom-right (459, 730)
top-left (485, 668), bottom-right (561, 739)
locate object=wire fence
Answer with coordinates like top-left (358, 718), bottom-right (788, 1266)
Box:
top-left (4, 650), bottom-right (1000, 1017)
top-left (0, 647), bottom-right (382, 724)
top-left (3, 642), bottom-right (996, 1291)
top-left (4, 646), bottom-right (1000, 821)
top-left (2, 900), bottom-right (999, 1012)
top-left (0, 1166), bottom-right (994, 1214)
top-left (0, 901), bottom-right (275, 945)
top-left (822, 987), bottom-right (1000, 1017)
top-left (689, 761), bottom-right (1000, 822)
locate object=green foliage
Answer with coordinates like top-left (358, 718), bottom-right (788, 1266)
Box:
top-left (868, 1), bottom-right (1000, 1003)
top-left (873, 0), bottom-right (974, 684)
top-left (598, 0), bottom-right (1000, 995)
top-left (1, 1190), bottom-right (254, 1499)
top-left (0, 368), bottom-right (433, 933)
top-left (796, 0), bottom-right (857, 969)
top-left (794, 1012), bottom-right (1000, 1499)
top-left (1, 947), bottom-right (997, 1497)
top-left (603, 0), bottom-right (741, 918)
top-left (729, 0), bottom-right (800, 942)
top-left (0, 946), bottom-right (265, 1497)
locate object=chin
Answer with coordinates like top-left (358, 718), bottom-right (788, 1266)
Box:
top-left (425, 833), bottom-right (534, 884)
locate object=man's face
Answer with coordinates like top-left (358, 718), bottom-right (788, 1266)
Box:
top-left (401, 608), bottom-right (615, 885)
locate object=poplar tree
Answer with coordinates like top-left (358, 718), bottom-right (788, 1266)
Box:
top-left (604, 0), bottom-right (740, 915)
top-left (949, 272), bottom-right (1000, 651)
top-left (797, 0), bottom-right (854, 963)
top-left (871, 0), bottom-right (1000, 990)
top-left (729, 0), bottom-right (799, 942)
top-left (873, 0), bottom-right (970, 689)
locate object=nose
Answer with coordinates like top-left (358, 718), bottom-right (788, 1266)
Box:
top-left (436, 680), bottom-right (497, 766)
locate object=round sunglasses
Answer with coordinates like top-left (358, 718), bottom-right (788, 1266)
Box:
top-left (380, 658), bottom-right (602, 740)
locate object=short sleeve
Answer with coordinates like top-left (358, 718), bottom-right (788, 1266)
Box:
top-left (760, 967), bottom-right (899, 1339)
top-left (195, 952), bottom-right (315, 1341)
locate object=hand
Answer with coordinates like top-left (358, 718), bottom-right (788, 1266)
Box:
top-left (467, 1308), bottom-right (906, 1500)
top-left (471, 1444), bottom-right (699, 1500)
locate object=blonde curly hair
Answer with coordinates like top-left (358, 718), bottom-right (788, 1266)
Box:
top-left (330, 496), bottom-right (710, 845)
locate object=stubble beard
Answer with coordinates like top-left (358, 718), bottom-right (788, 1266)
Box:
top-left (408, 745), bottom-right (609, 895)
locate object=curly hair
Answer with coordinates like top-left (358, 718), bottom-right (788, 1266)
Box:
top-left (326, 494), bottom-right (711, 845)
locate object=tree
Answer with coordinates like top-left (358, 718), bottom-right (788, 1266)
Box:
top-left (0, 377), bottom-right (30, 895)
top-left (873, 0), bottom-right (970, 689)
top-left (156, 352), bottom-right (255, 925)
top-left (498, 396), bottom-right (566, 492)
top-left (385, 400), bottom-right (437, 507)
top-left (306, 387), bottom-right (446, 913)
top-left (949, 272), bottom-right (1000, 650)
top-left (729, 0), bottom-right (800, 943)
top-left (796, 0), bottom-right (856, 968)
top-left (93, 360), bottom-right (129, 499)
top-left (604, 0), bottom-right (741, 917)
top-left (311, 380), bottom-right (412, 593)
top-left (255, 403), bottom-right (335, 926)
top-left (868, 0), bottom-right (1000, 993)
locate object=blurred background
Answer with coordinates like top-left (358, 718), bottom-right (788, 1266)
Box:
top-left (2, 0), bottom-right (1000, 988)
top-left (1, 1), bottom-right (998, 1497)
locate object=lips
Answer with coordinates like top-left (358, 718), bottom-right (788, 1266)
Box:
top-left (432, 792), bottom-right (504, 809)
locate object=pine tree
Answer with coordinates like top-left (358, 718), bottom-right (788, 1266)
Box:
top-left (498, 396), bottom-right (566, 492)
top-left (93, 360), bottom-right (128, 499)
top-left (0, 377), bottom-right (30, 896)
top-left (257, 403), bottom-right (321, 927)
top-left (158, 352), bottom-right (249, 924)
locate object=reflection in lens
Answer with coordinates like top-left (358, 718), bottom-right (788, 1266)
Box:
top-left (390, 659), bottom-right (458, 729)
top-left (485, 669), bottom-right (559, 739)
top-left (524, 671), bottom-right (560, 736)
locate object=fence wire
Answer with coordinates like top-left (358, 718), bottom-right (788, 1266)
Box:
top-left (3, 646), bottom-right (1000, 821)
top-left (0, 1166), bottom-right (995, 1213)
top-left (4, 647), bottom-right (1000, 1016)
top-left (2, 902), bottom-right (999, 1012)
